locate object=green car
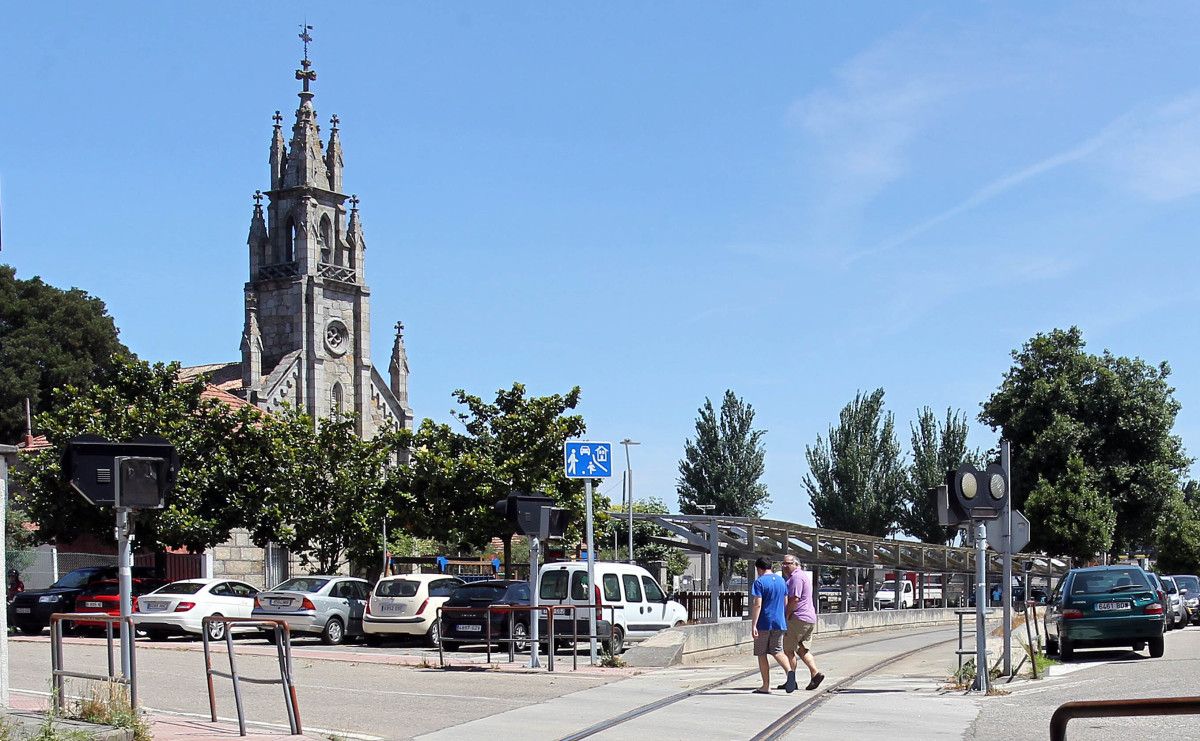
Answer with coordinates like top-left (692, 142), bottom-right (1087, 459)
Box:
top-left (1044, 565), bottom-right (1165, 660)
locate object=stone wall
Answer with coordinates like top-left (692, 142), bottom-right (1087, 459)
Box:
top-left (211, 528), bottom-right (351, 589)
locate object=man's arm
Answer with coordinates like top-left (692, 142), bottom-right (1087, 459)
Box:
top-left (750, 596), bottom-right (762, 637)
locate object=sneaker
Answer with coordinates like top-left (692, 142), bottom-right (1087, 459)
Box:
top-left (806, 672), bottom-right (825, 691)
top-left (784, 674), bottom-right (798, 693)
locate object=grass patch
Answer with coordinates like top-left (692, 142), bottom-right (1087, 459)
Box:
top-left (70, 682), bottom-right (151, 741)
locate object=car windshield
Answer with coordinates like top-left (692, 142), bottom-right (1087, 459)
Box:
top-left (273, 578), bottom-right (330, 593)
top-left (376, 580), bottom-right (420, 598)
top-left (1162, 577), bottom-right (1178, 594)
top-left (1174, 576), bottom-right (1200, 595)
top-left (455, 584), bottom-right (508, 601)
top-left (51, 569), bottom-right (104, 590)
top-left (504, 584), bottom-right (530, 602)
top-left (1071, 569), bottom-right (1149, 595)
top-left (155, 582), bottom-right (206, 595)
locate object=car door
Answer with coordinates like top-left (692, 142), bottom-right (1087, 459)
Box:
top-left (345, 580), bottom-right (368, 635)
top-left (621, 573), bottom-right (650, 637)
top-left (1044, 579), bottom-right (1065, 641)
top-left (639, 575), bottom-right (670, 632)
top-left (208, 582), bottom-right (240, 618)
top-left (226, 581), bottom-right (259, 618)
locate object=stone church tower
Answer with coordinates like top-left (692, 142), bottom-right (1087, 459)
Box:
top-left (234, 49), bottom-right (413, 436)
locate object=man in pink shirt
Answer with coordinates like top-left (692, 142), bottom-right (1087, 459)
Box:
top-left (781, 555), bottom-right (824, 690)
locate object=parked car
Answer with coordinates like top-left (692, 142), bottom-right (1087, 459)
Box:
top-left (440, 579), bottom-right (531, 651)
top-left (1169, 574), bottom-right (1200, 625)
top-left (875, 579), bottom-right (915, 609)
top-left (9, 566), bottom-right (160, 636)
top-left (252, 576), bottom-right (369, 645)
top-left (537, 561), bottom-right (687, 654)
top-left (363, 574), bottom-right (463, 646)
top-left (135, 578), bottom-right (261, 640)
top-left (72, 578), bottom-right (169, 633)
top-left (1160, 575), bottom-right (1188, 630)
top-left (1043, 565), bottom-right (1165, 660)
top-left (1144, 571), bottom-right (1172, 631)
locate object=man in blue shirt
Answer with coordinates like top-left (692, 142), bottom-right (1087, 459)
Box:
top-left (750, 556), bottom-right (796, 693)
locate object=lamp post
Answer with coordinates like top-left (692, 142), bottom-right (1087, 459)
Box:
top-left (620, 439), bottom-right (640, 564)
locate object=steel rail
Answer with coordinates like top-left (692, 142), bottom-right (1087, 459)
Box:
top-left (556, 627), bottom-right (956, 741)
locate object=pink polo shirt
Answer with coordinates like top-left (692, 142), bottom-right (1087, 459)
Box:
top-left (786, 568), bottom-right (817, 623)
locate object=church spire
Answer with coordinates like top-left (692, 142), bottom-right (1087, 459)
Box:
top-left (283, 25), bottom-right (329, 190)
top-left (247, 190), bottom-right (268, 274)
top-left (389, 321), bottom-right (410, 408)
top-left (269, 110), bottom-right (286, 189)
top-left (326, 114), bottom-right (344, 193)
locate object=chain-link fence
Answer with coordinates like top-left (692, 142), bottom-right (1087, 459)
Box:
top-left (7, 547), bottom-right (118, 590)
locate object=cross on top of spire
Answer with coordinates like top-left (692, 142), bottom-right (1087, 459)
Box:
top-left (395, 321), bottom-right (405, 338)
top-left (253, 190), bottom-right (263, 205)
top-left (349, 194), bottom-right (360, 211)
top-left (295, 23), bottom-right (317, 93)
top-left (330, 114), bottom-right (340, 130)
top-left (272, 110), bottom-right (283, 127)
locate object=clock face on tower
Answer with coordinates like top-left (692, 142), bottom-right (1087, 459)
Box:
top-left (324, 319), bottom-right (350, 356)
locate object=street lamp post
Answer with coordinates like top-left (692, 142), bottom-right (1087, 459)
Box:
top-left (620, 439), bottom-right (640, 565)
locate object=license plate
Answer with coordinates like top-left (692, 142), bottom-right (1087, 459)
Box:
top-left (143, 601), bottom-right (168, 611)
top-left (270, 598), bottom-right (292, 607)
top-left (1096, 602), bottom-right (1131, 611)
top-left (456, 624), bottom-right (482, 632)
top-left (15, 608), bottom-right (30, 614)
top-left (379, 602), bottom-right (406, 614)
top-left (83, 602), bottom-right (104, 609)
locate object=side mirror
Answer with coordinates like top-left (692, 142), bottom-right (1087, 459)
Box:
top-left (1181, 588), bottom-right (1189, 596)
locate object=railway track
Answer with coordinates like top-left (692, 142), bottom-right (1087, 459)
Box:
top-left (558, 627), bottom-right (958, 741)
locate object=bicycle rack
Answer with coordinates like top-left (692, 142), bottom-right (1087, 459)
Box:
top-left (49, 613), bottom-right (138, 712)
top-left (201, 616), bottom-right (302, 737)
top-left (1051, 697), bottom-right (1200, 741)
top-left (436, 604), bottom-right (618, 670)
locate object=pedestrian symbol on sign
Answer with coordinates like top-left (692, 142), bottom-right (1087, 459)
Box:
top-left (563, 441), bottom-right (612, 479)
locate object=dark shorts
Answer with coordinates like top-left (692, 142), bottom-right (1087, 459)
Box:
top-left (753, 628), bottom-right (785, 656)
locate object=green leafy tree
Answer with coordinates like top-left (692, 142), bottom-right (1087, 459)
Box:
top-left (901, 407), bottom-right (982, 544)
top-left (402, 384), bottom-right (592, 570)
top-left (245, 407), bottom-right (404, 575)
top-left (1153, 487), bottom-right (1200, 574)
top-left (677, 390), bottom-right (769, 517)
top-left (13, 357), bottom-right (272, 551)
top-left (805, 389), bottom-right (905, 537)
top-left (621, 497), bottom-right (690, 580)
top-left (0, 265), bottom-right (129, 443)
top-left (980, 327), bottom-right (1190, 554)
top-left (1024, 454), bottom-right (1115, 563)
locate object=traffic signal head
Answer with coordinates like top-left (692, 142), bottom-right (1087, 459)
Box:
top-left (64, 435), bottom-right (178, 508)
top-left (494, 492), bottom-right (568, 539)
top-left (115, 456), bottom-right (170, 509)
top-left (946, 461), bottom-right (1008, 521)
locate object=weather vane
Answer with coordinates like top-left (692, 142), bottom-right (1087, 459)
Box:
top-left (296, 23), bottom-right (317, 92)
top-left (299, 23), bottom-right (313, 61)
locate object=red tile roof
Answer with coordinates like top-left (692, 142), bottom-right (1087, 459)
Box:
top-left (17, 434), bottom-right (51, 452)
top-left (199, 384), bottom-right (255, 412)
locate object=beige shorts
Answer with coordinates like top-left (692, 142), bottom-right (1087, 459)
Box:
top-left (753, 628), bottom-right (785, 656)
top-left (784, 618), bottom-right (815, 654)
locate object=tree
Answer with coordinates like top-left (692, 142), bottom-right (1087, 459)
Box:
top-left (402, 384), bottom-right (592, 567)
top-left (901, 407), bottom-right (982, 544)
top-left (0, 265), bottom-right (129, 444)
top-left (1024, 454), bottom-right (1114, 563)
top-left (677, 390), bottom-right (769, 517)
top-left (980, 327), bottom-right (1190, 554)
top-left (1153, 487), bottom-right (1200, 574)
top-left (246, 407), bottom-right (404, 575)
top-left (13, 356), bottom-right (273, 552)
top-left (804, 389), bottom-right (905, 537)
top-left (621, 498), bottom-right (690, 581)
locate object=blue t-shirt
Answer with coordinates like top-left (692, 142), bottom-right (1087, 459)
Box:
top-left (752, 572), bottom-right (788, 631)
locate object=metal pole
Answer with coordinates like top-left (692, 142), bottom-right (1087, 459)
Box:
top-left (0, 453), bottom-right (10, 708)
top-left (708, 518), bottom-right (720, 623)
top-left (585, 479), bottom-right (598, 665)
top-left (1001, 440), bottom-right (1013, 676)
top-left (621, 439), bottom-right (638, 565)
top-left (529, 536), bottom-right (541, 669)
top-left (117, 507), bottom-right (133, 679)
top-left (974, 520), bottom-right (989, 693)
top-left (382, 514), bottom-right (388, 577)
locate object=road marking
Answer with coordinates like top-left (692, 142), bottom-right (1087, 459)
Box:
top-left (12, 689), bottom-right (384, 740)
top-left (293, 682), bottom-right (523, 702)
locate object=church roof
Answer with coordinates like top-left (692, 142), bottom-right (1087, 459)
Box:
top-left (199, 384), bottom-right (255, 412)
top-left (179, 362), bottom-right (243, 392)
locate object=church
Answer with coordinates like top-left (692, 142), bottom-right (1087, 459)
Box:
top-left (181, 43), bottom-right (413, 583)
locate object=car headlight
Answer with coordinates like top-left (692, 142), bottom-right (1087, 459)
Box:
top-left (38, 595), bottom-right (63, 604)
top-left (1188, 599), bottom-right (1198, 608)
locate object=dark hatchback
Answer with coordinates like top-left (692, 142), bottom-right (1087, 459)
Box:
top-left (440, 580), bottom-right (531, 651)
top-left (8, 566), bottom-right (160, 635)
top-left (1044, 565), bottom-right (1165, 660)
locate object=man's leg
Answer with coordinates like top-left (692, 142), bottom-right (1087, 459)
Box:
top-left (797, 645), bottom-right (819, 676)
top-left (758, 653), bottom-right (771, 691)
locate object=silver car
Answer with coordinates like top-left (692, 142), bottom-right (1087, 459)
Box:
top-left (252, 576), bottom-right (370, 645)
top-left (1161, 575), bottom-right (1189, 630)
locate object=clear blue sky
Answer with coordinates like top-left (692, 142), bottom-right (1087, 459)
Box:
top-left (4, 2), bottom-right (1200, 526)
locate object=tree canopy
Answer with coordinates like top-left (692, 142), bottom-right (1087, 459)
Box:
top-left (901, 407), bottom-right (981, 544)
top-left (1023, 453), bottom-right (1115, 562)
top-left (0, 265), bottom-right (128, 443)
top-left (980, 327), bottom-right (1190, 557)
top-left (677, 390), bottom-right (769, 517)
top-left (805, 389), bottom-right (905, 537)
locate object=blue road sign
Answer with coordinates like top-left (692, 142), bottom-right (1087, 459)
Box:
top-left (564, 441), bottom-right (612, 479)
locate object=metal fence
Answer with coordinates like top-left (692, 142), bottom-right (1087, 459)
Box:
top-left (676, 591), bottom-right (746, 622)
top-left (8, 547), bottom-right (204, 589)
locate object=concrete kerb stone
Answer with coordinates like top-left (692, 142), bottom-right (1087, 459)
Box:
top-left (0, 710), bottom-right (133, 741)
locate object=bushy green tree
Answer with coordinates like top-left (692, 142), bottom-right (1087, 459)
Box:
top-left (1153, 487), bottom-right (1200, 574)
top-left (980, 327), bottom-right (1190, 554)
top-left (0, 266), bottom-right (128, 443)
top-left (677, 390), bottom-right (769, 517)
top-left (805, 389), bottom-right (905, 537)
top-left (901, 407), bottom-right (982, 544)
top-left (1024, 454), bottom-right (1114, 563)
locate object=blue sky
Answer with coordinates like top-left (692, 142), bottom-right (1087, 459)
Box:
top-left (4, 2), bottom-right (1200, 527)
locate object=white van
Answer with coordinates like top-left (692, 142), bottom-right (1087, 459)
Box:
top-left (537, 561), bottom-right (688, 653)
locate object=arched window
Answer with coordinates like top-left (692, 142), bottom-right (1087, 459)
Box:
top-left (319, 214), bottom-right (332, 263)
top-left (282, 215), bottom-right (298, 263)
top-left (331, 382), bottom-right (344, 415)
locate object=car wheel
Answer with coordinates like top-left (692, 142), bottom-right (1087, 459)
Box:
top-left (144, 630), bottom-right (169, 642)
top-left (512, 621), bottom-right (529, 652)
top-left (262, 629), bottom-right (279, 645)
top-left (426, 621), bottom-right (441, 648)
top-left (206, 615), bottom-right (226, 641)
top-left (1150, 635), bottom-right (1165, 658)
top-left (1045, 635), bottom-right (1059, 656)
top-left (322, 617), bottom-right (345, 646)
top-left (19, 626), bottom-right (42, 636)
top-left (1132, 641), bottom-right (1145, 652)
top-left (442, 640), bottom-right (460, 652)
top-left (604, 625), bottom-right (625, 656)
top-left (1059, 635), bottom-right (1074, 661)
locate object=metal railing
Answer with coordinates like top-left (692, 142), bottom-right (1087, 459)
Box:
top-left (436, 605), bottom-right (617, 671)
top-left (676, 591), bottom-right (745, 622)
top-left (1050, 697), bottom-right (1200, 741)
top-left (201, 616), bottom-right (302, 737)
top-left (49, 613), bottom-right (137, 712)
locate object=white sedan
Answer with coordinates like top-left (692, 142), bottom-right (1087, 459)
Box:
top-left (135, 578), bottom-right (261, 640)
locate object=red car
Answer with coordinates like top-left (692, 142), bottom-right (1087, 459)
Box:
top-left (73, 578), bottom-right (169, 633)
